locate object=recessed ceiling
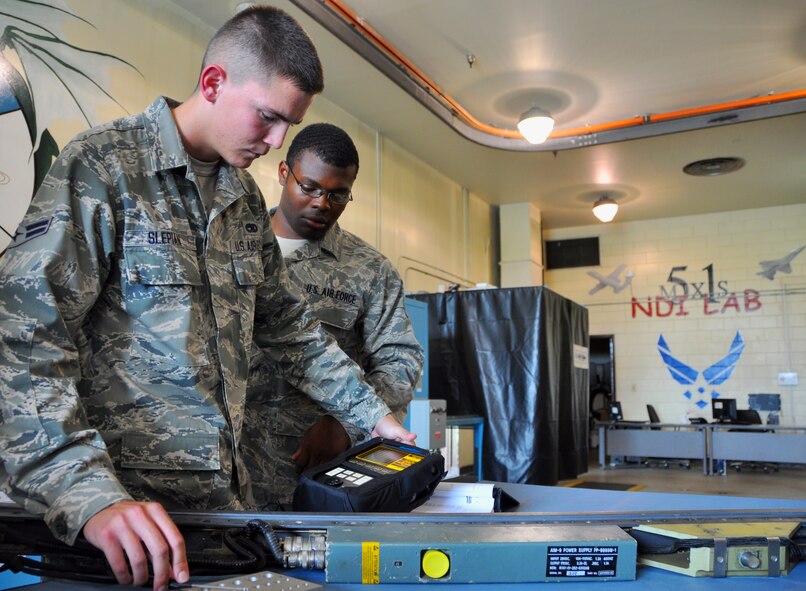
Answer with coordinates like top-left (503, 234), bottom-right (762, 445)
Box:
top-left (160, 0), bottom-right (806, 228)
top-left (683, 157), bottom-right (746, 177)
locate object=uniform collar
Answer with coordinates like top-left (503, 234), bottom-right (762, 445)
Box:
top-left (269, 207), bottom-right (344, 261)
top-left (143, 96), bottom-right (249, 207)
top-left (142, 96), bottom-right (189, 173)
top-left (320, 222), bottom-right (343, 260)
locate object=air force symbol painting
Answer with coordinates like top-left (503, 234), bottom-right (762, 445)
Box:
top-left (657, 332), bottom-right (745, 409)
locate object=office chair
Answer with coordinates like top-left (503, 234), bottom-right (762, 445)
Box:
top-left (643, 404), bottom-right (691, 469)
top-left (728, 409), bottom-right (778, 473)
top-left (646, 404), bottom-right (661, 430)
top-left (736, 409), bottom-right (762, 425)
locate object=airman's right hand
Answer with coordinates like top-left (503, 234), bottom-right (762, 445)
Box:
top-left (83, 500), bottom-right (189, 591)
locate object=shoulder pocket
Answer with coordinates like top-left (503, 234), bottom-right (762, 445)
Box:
top-left (317, 305), bottom-right (361, 356)
top-left (125, 243), bottom-right (201, 286)
top-left (232, 252), bottom-right (264, 286)
top-left (122, 242), bottom-right (209, 367)
top-left (314, 306), bottom-right (358, 330)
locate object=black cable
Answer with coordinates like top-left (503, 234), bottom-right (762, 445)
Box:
top-left (630, 528), bottom-right (806, 569)
top-left (788, 525), bottom-right (806, 561)
top-left (4, 526), bottom-right (102, 559)
top-left (0, 553), bottom-right (116, 584)
top-left (630, 529), bottom-right (793, 553)
top-left (247, 519), bottom-right (284, 564)
top-left (0, 520), bottom-right (287, 584)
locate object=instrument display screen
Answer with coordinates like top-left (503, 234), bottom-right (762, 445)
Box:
top-left (295, 437), bottom-right (444, 512)
top-left (355, 444), bottom-right (424, 472)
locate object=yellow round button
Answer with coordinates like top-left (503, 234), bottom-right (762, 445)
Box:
top-left (422, 549), bottom-right (450, 579)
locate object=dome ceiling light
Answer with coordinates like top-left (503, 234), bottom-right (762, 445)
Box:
top-left (592, 196), bottom-right (619, 223)
top-left (517, 106), bottom-right (555, 144)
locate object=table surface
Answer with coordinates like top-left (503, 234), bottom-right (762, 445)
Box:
top-left (4, 483), bottom-right (806, 590)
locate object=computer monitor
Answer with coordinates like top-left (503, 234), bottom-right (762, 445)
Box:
top-left (712, 398), bottom-right (737, 422)
top-left (748, 393), bottom-right (781, 412)
top-left (608, 401), bottom-right (623, 421)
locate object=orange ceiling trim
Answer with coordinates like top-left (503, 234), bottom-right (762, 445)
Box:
top-left (646, 90), bottom-right (806, 122)
top-left (323, 0), bottom-right (511, 136)
top-left (325, 0), bottom-right (806, 142)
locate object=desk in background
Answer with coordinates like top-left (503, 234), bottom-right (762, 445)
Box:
top-left (709, 423), bottom-right (806, 475)
top-left (599, 421), bottom-right (709, 473)
top-left (600, 421), bottom-right (806, 476)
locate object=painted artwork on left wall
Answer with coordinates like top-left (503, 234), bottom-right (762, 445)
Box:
top-left (0, 0), bottom-right (137, 253)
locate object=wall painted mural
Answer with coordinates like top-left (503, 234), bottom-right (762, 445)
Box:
top-left (0, 0), bottom-right (136, 252)
top-left (758, 246), bottom-right (805, 281)
top-left (0, 0), bottom-right (498, 293)
top-left (587, 263), bottom-right (632, 295)
top-left (657, 332), bottom-right (744, 410)
top-left (544, 205), bottom-right (806, 425)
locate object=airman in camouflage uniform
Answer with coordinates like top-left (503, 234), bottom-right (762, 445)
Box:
top-left (0, 7), bottom-right (412, 591)
top-left (241, 123), bottom-right (424, 508)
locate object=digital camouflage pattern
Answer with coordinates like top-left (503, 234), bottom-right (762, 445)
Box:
top-left (0, 97), bottom-right (391, 545)
top-left (242, 221), bottom-right (424, 508)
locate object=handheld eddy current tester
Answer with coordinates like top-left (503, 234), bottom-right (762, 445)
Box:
top-left (293, 437), bottom-right (445, 512)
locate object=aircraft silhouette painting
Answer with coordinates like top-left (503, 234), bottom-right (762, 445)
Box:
top-left (757, 246), bottom-right (805, 280)
top-left (588, 264), bottom-right (633, 295)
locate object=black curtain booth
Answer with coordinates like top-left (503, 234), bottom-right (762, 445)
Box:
top-left (409, 287), bottom-right (589, 485)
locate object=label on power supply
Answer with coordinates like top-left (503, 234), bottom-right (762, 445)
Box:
top-left (361, 541), bottom-right (380, 584)
top-left (546, 546), bottom-right (619, 578)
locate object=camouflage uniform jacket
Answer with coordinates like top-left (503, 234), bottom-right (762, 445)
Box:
top-left (242, 219), bottom-right (424, 508)
top-left (0, 97), bottom-right (391, 544)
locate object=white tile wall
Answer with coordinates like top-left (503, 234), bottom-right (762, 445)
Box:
top-left (545, 204), bottom-right (806, 425)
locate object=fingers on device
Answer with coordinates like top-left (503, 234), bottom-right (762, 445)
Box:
top-left (293, 437), bottom-right (445, 513)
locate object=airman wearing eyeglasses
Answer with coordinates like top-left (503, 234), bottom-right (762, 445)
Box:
top-left (242, 123), bottom-right (425, 510)
top-left (0, 8), bottom-right (414, 590)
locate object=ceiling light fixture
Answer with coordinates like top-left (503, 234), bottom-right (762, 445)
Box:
top-left (592, 196), bottom-right (619, 223)
top-left (682, 157), bottom-right (745, 176)
top-left (517, 106), bottom-right (554, 144)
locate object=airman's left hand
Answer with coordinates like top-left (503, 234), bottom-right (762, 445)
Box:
top-left (371, 413), bottom-right (417, 443)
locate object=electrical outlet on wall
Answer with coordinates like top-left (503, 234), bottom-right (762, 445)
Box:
top-left (778, 372), bottom-right (799, 386)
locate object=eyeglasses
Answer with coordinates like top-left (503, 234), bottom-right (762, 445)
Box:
top-left (284, 162), bottom-right (353, 205)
